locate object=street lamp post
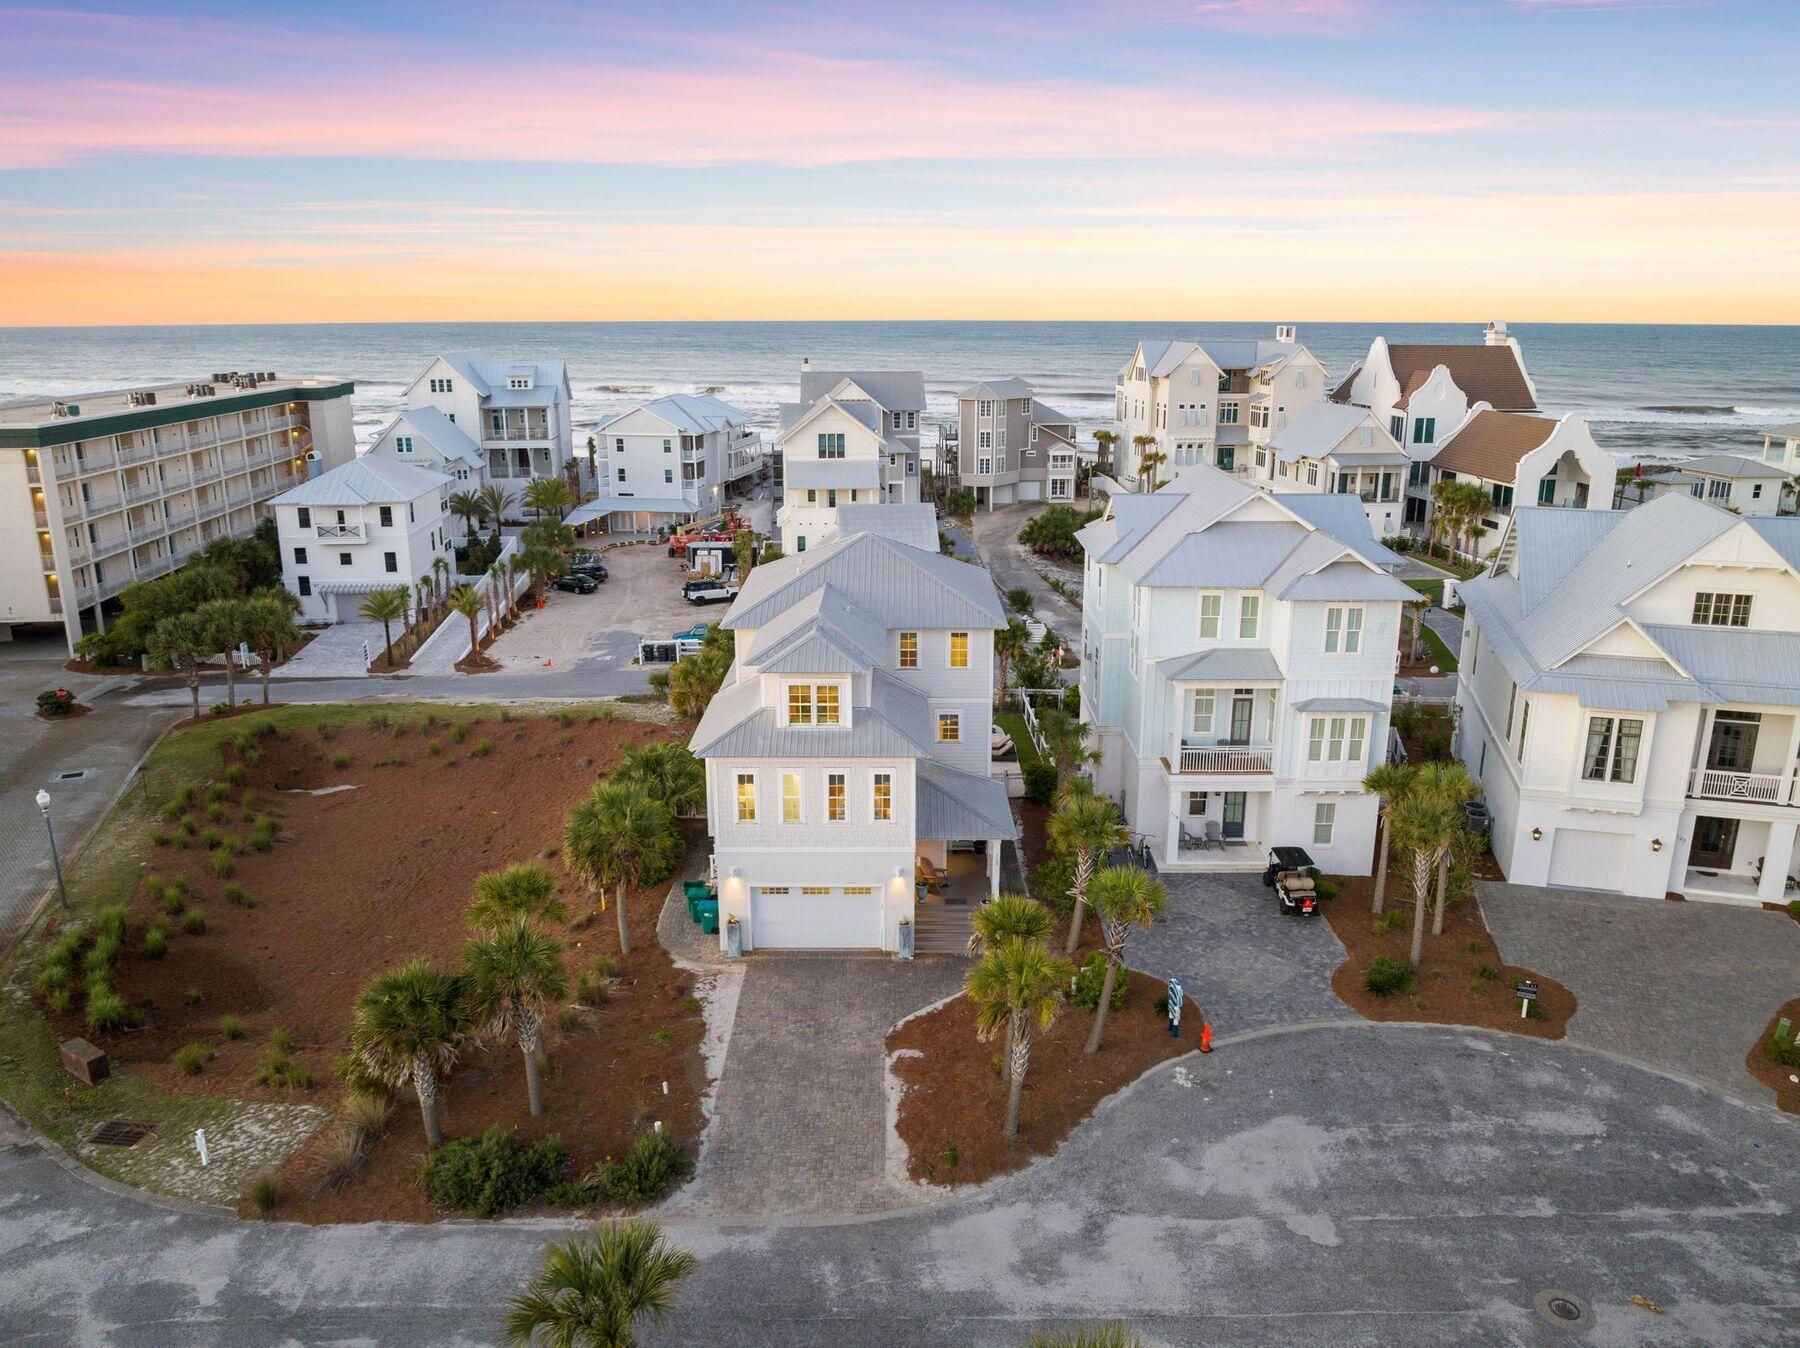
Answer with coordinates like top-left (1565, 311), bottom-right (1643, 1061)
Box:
top-left (35, 788), bottom-right (69, 911)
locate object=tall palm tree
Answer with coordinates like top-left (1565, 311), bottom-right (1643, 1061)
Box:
top-left (504, 1220), bottom-right (698, 1348)
top-left (468, 862), bottom-right (569, 933)
top-left (967, 937), bottom-right (1073, 1140)
top-left (966, 894), bottom-right (1056, 1079)
top-left (485, 562), bottom-right (505, 631)
top-left (462, 917), bottom-right (569, 1117)
top-left (1389, 788), bottom-right (1465, 969)
top-left (147, 610), bottom-right (216, 719)
top-left (196, 597), bottom-right (250, 708)
top-left (520, 543), bottom-right (566, 600)
top-left (1037, 706), bottom-right (1097, 781)
top-left (478, 483), bottom-right (515, 543)
top-left (1091, 430), bottom-right (1118, 492)
top-left (1418, 762), bottom-right (1477, 935)
top-left (522, 476), bottom-right (572, 523)
top-left (1083, 865), bottom-right (1167, 1055)
top-left (448, 583), bottom-right (484, 657)
top-left (448, 489), bottom-right (487, 546)
top-left (417, 574), bottom-right (435, 623)
top-left (1361, 762), bottom-right (1417, 916)
top-left (432, 556), bottom-right (451, 606)
top-left (240, 593), bottom-right (299, 706)
top-left (358, 586), bottom-right (410, 668)
top-left (1048, 789), bottom-right (1128, 953)
top-left (616, 742), bottom-right (706, 819)
top-left (564, 780), bottom-right (678, 957)
top-left (1129, 434), bottom-right (1158, 493)
top-left (994, 617), bottom-right (1031, 710)
top-left (346, 959), bottom-right (468, 1147)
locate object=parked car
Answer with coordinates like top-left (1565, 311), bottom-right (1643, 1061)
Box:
top-left (569, 561), bottom-right (608, 582)
top-left (684, 579), bottom-right (739, 605)
top-left (550, 573), bottom-right (600, 594)
top-left (675, 623), bottom-right (713, 642)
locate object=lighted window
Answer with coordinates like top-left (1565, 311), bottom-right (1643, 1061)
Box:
top-left (873, 773), bottom-right (892, 821)
top-left (842, 886), bottom-right (874, 895)
top-left (815, 684), bottom-right (840, 725)
top-left (781, 772), bottom-right (802, 823)
top-left (827, 773), bottom-right (846, 822)
top-left (937, 712), bottom-right (961, 742)
top-left (735, 773), bottom-right (757, 822)
top-left (949, 632), bottom-right (969, 668)
top-left (898, 631), bottom-right (918, 668)
top-left (787, 684), bottom-right (812, 724)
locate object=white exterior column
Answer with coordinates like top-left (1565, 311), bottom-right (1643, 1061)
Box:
top-left (1166, 797), bottom-right (1182, 867)
top-left (1759, 821), bottom-right (1797, 902)
top-left (987, 843), bottom-right (1001, 897)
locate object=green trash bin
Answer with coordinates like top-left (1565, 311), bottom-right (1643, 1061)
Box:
top-left (696, 898), bottom-right (719, 935)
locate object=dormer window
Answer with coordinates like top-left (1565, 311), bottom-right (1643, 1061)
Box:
top-left (1693, 592), bottom-right (1752, 627)
top-left (508, 376), bottom-right (531, 390)
top-left (786, 682), bottom-right (841, 725)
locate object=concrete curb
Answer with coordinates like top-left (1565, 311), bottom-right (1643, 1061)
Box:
top-left (0, 1098), bottom-right (232, 1218)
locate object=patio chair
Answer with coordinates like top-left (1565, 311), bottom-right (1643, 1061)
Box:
top-left (1179, 824), bottom-right (1207, 852)
top-left (1204, 820), bottom-right (1223, 849)
top-left (915, 858), bottom-right (948, 892)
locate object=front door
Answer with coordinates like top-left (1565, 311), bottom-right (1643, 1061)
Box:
top-left (1228, 693), bottom-right (1254, 745)
top-left (1691, 816), bottom-right (1739, 870)
top-left (1708, 713), bottom-right (1760, 771)
top-left (1222, 792), bottom-right (1247, 840)
top-left (1216, 445), bottom-right (1235, 471)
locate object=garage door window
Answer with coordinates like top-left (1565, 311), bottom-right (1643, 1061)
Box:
top-left (802, 885), bottom-right (831, 895)
top-left (761, 886), bottom-right (789, 895)
top-left (843, 886), bottom-right (873, 895)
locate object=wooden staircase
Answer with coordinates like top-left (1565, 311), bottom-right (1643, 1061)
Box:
top-left (912, 902), bottom-right (975, 955)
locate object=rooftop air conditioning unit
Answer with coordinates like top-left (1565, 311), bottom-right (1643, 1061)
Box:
top-left (263, 371), bottom-right (276, 381)
top-left (52, 402), bottom-right (70, 418)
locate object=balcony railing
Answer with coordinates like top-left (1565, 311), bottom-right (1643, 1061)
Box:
top-left (1175, 743), bottom-right (1275, 774)
top-left (316, 522), bottom-right (364, 540)
top-left (124, 480), bottom-right (162, 504)
top-left (118, 442), bottom-right (156, 467)
top-left (1689, 767), bottom-right (1797, 806)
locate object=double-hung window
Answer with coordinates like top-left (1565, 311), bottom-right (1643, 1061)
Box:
top-left (949, 632), bottom-right (969, 668)
top-left (815, 684), bottom-right (840, 725)
top-left (1307, 716), bottom-right (1366, 763)
top-left (826, 773), bottom-right (846, 822)
top-left (1692, 592), bottom-right (1752, 627)
top-left (937, 712), bottom-right (961, 742)
top-left (1313, 803), bottom-right (1336, 845)
top-left (1324, 607), bottom-right (1363, 654)
top-left (1238, 594), bottom-right (1260, 639)
top-left (1198, 594), bottom-right (1221, 639)
top-left (872, 773), bottom-right (892, 821)
top-left (735, 773), bottom-right (757, 822)
top-left (1190, 690), bottom-right (1215, 736)
top-left (781, 772), bottom-right (802, 823)
top-left (898, 631), bottom-right (918, 668)
top-left (1581, 715), bottom-right (1643, 783)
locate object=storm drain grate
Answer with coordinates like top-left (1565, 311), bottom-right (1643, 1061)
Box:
top-left (54, 770), bottom-right (90, 782)
top-left (88, 1120), bottom-right (154, 1148)
top-left (1533, 1290), bottom-right (1594, 1332)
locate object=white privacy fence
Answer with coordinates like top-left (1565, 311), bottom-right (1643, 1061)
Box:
top-left (410, 537), bottom-right (531, 673)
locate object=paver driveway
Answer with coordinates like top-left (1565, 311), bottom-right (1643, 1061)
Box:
top-left (1483, 882), bottom-right (1800, 1107)
top-left (1127, 870), bottom-right (1353, 1035)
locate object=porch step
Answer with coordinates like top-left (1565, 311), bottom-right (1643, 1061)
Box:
top-left (912, 903), bottom-right (976, 955)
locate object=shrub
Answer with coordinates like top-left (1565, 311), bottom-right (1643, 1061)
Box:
top-left (200, 827), bottom-right (226, 849)
top-left (330, 753), bottom-right (349, 770)
top-left (85, 989), bottom-right (129, 1033)
top-left (206, 802), bottom-right (228, 823)
top-left (1370, 909), bottom-right (1407, 935)
top-left (211, 848), bottom-right (235, 878)
top-left (183, 985), bottom-right (204, 1006)
top-left (85, 933), bottom-right (121, 973)
top-left (1004, 586), bottom-right (1033, 613)
top-left (223, 763), bottom-right (246, 788)
top-left (179, 818), bottom-right (199, 839)
top-left (36, 962), bottom-right (71, 996)
top-left (1364, 956), bottom-right (1415, 996)
top-left (586, 1131), bottom-right (689, 1205)
top-left (576, 957), bottom-right (619, 1006)
top-left (208, 782), bottom-right (231, 803)
top-left (249, 817), bottom-right (278, 851)
top-left (174, 1043), bottom-right (210, 1075)
top-left (1471, 962), bottom-right (1499, 981)
top-left (142, 924), bottom-right (170, 959)
top-left (340, 1091), bottom-right (393, 1138)
top-left (220, 1014), bottom-right (245, 1040)
top-left (421, 1127), bottom-right (568, 1218)
top-left (160, 888), bottom-right (187, 916)
top-left (151, 830), bottom-right (173, 847)
top-left (1022, 760), bottom-right (1059, 806)
top-left (247, 1174), bottom-right (279, 1217)
top-left (97, 905), bottom-right (128, 941)
top-left (37, 688), bottom-right (78, 717)
top-left (1788, 898), bottom-right (1800, 921)
top-left (556, 710), bottom-right (574, 728)
top-left (171, 784), bottom-right (198, 812)
top-left (452, 723), bottom-right (468, 744)
top-left (1070, 952), bottom-right (1128, 1012)
top-left (269, 1028), bottom-right (294, 1055)
top-left (210, 702), bottom-right (232, 717)
top-left (182, 907), bottom-right (208, 935)
top-left (1315, 879), bottom-right (1340, 901)
top-left (256, 1053), bottom-right (314, 1089)
top-left (427, 741), bottom-right (444, 756)
top-left (238, 789), bottom-right (256, 811)
top-left (470, 739), bottom-right (491, 759)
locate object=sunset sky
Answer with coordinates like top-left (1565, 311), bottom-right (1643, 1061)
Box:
top-left (1, 0), bottom-right (1795, 326)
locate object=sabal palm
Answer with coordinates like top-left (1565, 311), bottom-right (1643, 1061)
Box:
top-left (462, 917), bottom-right (569, 1117)
top-left (520, 543), bottom-right (566, 597)
top-left (522, 476), bottom-right (572, 521)
top-left (504, 1220), bottom-right (698, 1348)
top-left (240, 593), bottom-right (298, 706)
top-left (1038, 706), bottom-right (1097, 780)
top-left (967, 892), bottom-right (1053, 957)
top-left (616, 742), bottom-right (706, 819)
top-left (1389, 789), bottom-right (1466, 968)
top-left (1417, 762), bottom-right (1477, 936)
top-left (148, 610), bottom-right (216, 718)
top-left (1083, 865), bottom-right (1167, 1055)
top-left (468, 862), bottom-right (568, 933)
top-left (1048, 793), bottom-right (1127, 953)
top-left (347, 959), bottom-right (468, 1147)
top-left (967, 937), bottom-right (1073, 1140)
top-left (448, 583), bottom-right (484, 655)
top-left (994, 617), bottom-right (1030, 708)
top-left (564, 780), bottom-right (677, 957)
top-left (666, 642), bottom-right (731, 719)
top-left (354, 583), bottom-right (408, 669)
top-left (1361, 762), bottom-right (1418, 916)
top-left (478, 484), bottom-right (515, 541)
top-left (448, 489), bottom-right (486, 544)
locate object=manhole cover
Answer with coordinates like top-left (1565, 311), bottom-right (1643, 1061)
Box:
top-left (88, 1120), bottom-right (154, 1148)
top-left (1533, 1290), bottom-right (1593, 1331)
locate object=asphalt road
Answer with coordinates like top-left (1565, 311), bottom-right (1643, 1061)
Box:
top-left (3, 1025), bottom-right (1794, 1347)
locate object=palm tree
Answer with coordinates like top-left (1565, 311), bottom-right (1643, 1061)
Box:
top-left (966, 894), bottom-right (1056, 1079)
top-left (1037, 705), bottom-right (1097, 781)
top-left (485, 562), bottom-right (505, 631)
top-left (1389, 787), bottom-right (1465, 969)
top-left (448, 583), bottom-right (484, 657)
top-left (1021, 1327), bottom-right (1142, 1348)
top-left (432, 556), bottom-right (451, 606)
top-left (196, 597), bottom-right (251, 708)
top-left (478, 483), bottom-right (515, 543)
top-left (994, 616), bottom-right (1030, 709)
top-left (1083, 865), bottom-right (1167, 1054)
top-left (1091, 430), bottom-right (1118, 492)
top-left (1129, 434), bottom-right (1158, 492)
top-left (462, 917), bottom-right (569, 1118)
top-left (468, 862), bottom-right (568, 933)
top-left (519, 543), bottom-right (566, 600)
top-left (616, 742), bottom-right (706, 819)
top-left (147, 610), bottom-right (216, 719)
top-left (417, 574), bottom-right (435, 623)
top-left (564, 781), bottom-right (678, 957)
top-left (1048, 788), bottom-right (1128, 953)
top-left (522, 476), bottom-right (572, 523)
top-left (358, 586), bottom-right (410, 668)
top-left (240, 593), bottom-right (299, 705)
top-left (504, 1220), bottom-right (698, 1348)
top-left (1419, 762), bottom-right (1477, 935)
top-left (346, 959), bottom-right (468, 1147)
top-left (1361, 762), bottom-right (1417, 916)
top-left (967, 937), bottom-right (1073, 1140)
top-left (449, 489), bottom-right (487, 546)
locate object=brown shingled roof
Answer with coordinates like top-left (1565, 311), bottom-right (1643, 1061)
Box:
top-left (1329, 367), bottom-right (1360, 404)
top-left (1432, 410), bottom-right (1556, 483)
top-left (1387, 344), bottom-right (1536, 411)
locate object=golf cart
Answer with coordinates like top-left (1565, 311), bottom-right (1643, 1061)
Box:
top-left (1262, 845), bottom-right (1320, 918)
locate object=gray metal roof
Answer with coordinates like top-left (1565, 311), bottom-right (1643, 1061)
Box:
top-left (267, 455), bottom-right (449, 507)
top-left (917, 762), bottom-right (1019, 841)
top-left (1767, 421), bottom-right (1800, 438)
top-left (386, 406), bottom-right (481, 465)
top-left (596, 393), bottom-right (746, 436)
top-left (1292, 697), bottom-right (1387, 713)
top-left (1642, 625), bottom-right (1800, 708)
top-left (745, 585), bottom-right (890, 674)
top-left (1122, 338), bottom-right (1300, 380)
top-left (436, 353), bottom-right (568, 403)
top-left (564, 496), bottom-right (700, 526)
top-left (725, 531), bottom-right (1005, 632)
top-left (778, 396), bottom-right (883, 439)
top-left (1267, 403), bottom-right (1387, 464)
top-left (958, 377), bottom-right (1032, 400)
top-left (1137, 523), bottom-right (1306, 588)
top-left (1662, 453), bottom-right (1790, 480)
top-left (799, 369), bottom-right (925, 412)
top-left (832, 503), bottom-right (940, 552)
top-left (1155, 647), bottom-right (1284, 682)
top-left (688, 665), bottom-right (935, 759)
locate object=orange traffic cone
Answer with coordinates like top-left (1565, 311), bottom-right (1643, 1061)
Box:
top-left (1199, 1020), bottom-right (1213, 1053)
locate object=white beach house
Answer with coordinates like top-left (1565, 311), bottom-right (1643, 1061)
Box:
top-left (404, 353), bottom-right (575, 486)
top-left (269, 457), bottom-right (456, 624)
top-left (691, 512), bottom-right (1014, 952)
top-left (364, 406), bottom-right (484, 485)
top-left (1077, 465), bottom-right (1413, 873)
top-left (775, 366), bottom-right (925, 553)
top-left (1425, 410), bottom-right (1619, 557)
top-left (1243, 402), bottom-right (1409, 539)
top-left (575, 393), bottom-right (763, 536)
top-left (1634, 454), bottom-right (1790, 518)
top-left (1457, 493), bottom-right (1800, 906)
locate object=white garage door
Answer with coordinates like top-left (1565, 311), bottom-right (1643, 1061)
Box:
top-left (1547, 828), bottom-right (1630, 891)
top-left (751, 886), bottom-right (881, 949)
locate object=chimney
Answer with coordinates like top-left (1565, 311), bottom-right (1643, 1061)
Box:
top-left (1275, 324), bottom-right (1296, 344)
top-left (801, 357), bottom-right (811, 372)
top-left (1485, 320), bottom-right (1509, 346)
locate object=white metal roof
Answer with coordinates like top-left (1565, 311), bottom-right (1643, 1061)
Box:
top-left (268, 456), bottom-right (449, 507)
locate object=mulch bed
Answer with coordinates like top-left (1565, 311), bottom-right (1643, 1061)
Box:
top-left (41, 712), bottom-right (707, 1223)
top-left (1322, 869), bottom-right (1575, 1039)
top-left (1746, 996), bottom-right (1800, 1115)
top-left (889, 970), bottom-right (1193, 1186)
top-left (35, 704), bottom-right (93, 720)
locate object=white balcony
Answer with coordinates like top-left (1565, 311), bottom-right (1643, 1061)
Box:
top-left (123, 479), bottom-right (162, 504)
top-left (316, 522), bottom-right (365, 541)
top-left (1173, 743), bottom-right (1275, 775)
top-left (1689, 767), bottom-right (1797, 807)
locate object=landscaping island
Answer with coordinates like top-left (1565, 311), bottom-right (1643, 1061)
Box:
top-left (1747, 995), bottom-right (1800, 1115)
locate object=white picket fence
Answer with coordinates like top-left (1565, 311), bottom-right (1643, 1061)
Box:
top-left (410, 538), bottom-right (531, 673)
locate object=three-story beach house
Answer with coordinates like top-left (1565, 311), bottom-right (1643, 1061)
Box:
top-left (1077, 466), bottom-right (1413, 873)
top-left (954, 378), bottom-right (1080, 508)
top-left (691, 515), bottom-right (1015, 952)
top-left (578, 394), bottom-right (763, 535)
top-left (364, 406), bottom-right (484, 485)
top-left (1456, 492), bottom-right (1800, 907)
top-left (1242, 402), bottom-right (1409, 539)
top-left (775, 365), bottom-right (925, 552)
top-left (404, 353), bottom-right (575, 486)
top-left (1113, 327), bottom-right (1329, 489)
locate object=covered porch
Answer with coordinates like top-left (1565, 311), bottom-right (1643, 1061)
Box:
top-left (1162, 785), bottom-right (1268, 872)
top-left (1681, 813), bottom-right (1798, 907)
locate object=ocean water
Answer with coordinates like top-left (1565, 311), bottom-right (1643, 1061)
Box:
top-left (1, 321), bottom-right (1795, 464)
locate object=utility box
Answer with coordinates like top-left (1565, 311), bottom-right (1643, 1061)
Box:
top-left (60, 1038), bottom-right (109, 1086)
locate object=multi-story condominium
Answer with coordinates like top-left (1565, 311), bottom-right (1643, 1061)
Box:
top-left (691, 511), bottom-right (1013, 952)
top-left (1077, 466), bottom-right (1413, 873)
top-left (1635, 454), bottom-right (1789, 517)
top-left (1756, 420), bottom-right (1800, 473)
top-left (404, 353), bottom-right (574, 485)
top-left (953, 378), bottom-right (1080, 507)
top-left (775, 365), bottom-right (925, 553)
top-left (1456, 493), bottom-right (1800, 906)
top-left (1113, 326), bottom-right (1328, 489)
top-left (0, 375), bottom-right (354, 652)
top-left (581, 394), bottom-right (762, 535)
top-left (1242, 403), bottom-right (1409, 539)
top-left (1330, 322), bottom-right (1539, 530)
top-left (269, 457), bottom-right (457, 624)
top-left (1426, 411), bottom-right (1619, 556)
top-left (364, 407), bottom-right (483, 485)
